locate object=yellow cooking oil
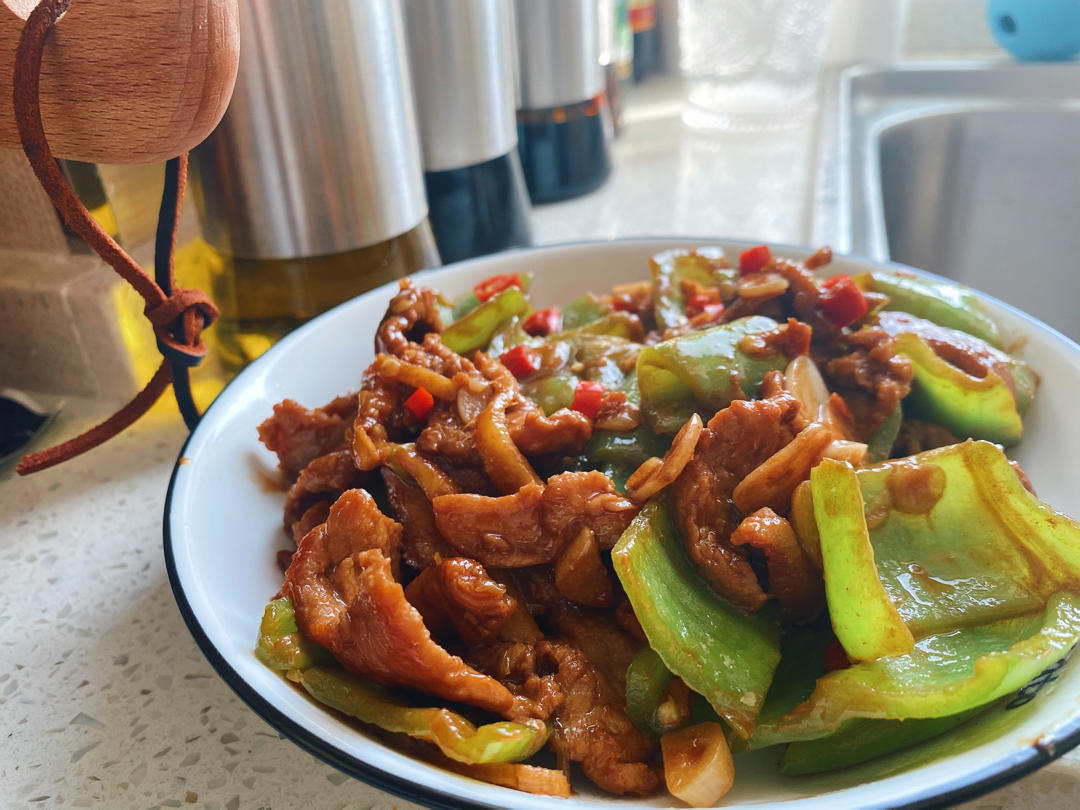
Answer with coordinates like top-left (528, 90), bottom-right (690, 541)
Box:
top-left (111, 236), bottom-right (229, 416)
top-left (204, 222), bottom-right (439, 372)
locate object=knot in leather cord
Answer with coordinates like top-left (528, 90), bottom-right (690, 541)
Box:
top-left (146, 287), bottom-right (220, 367)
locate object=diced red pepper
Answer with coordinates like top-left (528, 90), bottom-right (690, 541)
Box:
top-left (823, 638), bottom-right (851, 672)
top-left (499, 344), bottom-right (539, 378)
top-left (571, 380), bottom-right (604, 421)
top-left (698, 302), bottom-right (726, 322)
top-left (686, 291), bottom-right (726, 324)
top-left (473, 273), bottom-right (522, 302)
top-left (402, 386), bottom-right (435, 421)
top-left (818, 274), bottom-right (869, 327)
top-left (522, 307), bottom-right (562, 336)
top-left (686, 292), bottom-right (712, 314)
top-left (738, 244), bottom-right (772, 275)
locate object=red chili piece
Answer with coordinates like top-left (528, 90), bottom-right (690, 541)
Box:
top-left (473, 273), bottom-right (522, 302)
top-left (571, 380), bottom-right (604, 421)
top-left (687, 291), bottom-right (725, 316)
top-left (818, 274), bottom-right (869, 327)
top-left (686, 292), bottom-right (713, 315)
top-left (522, 307), bottom-right (562, 336)
top-left (738, 244), bottom-right (772, 275)
top-left (499, 344), bottom-right (539, 378)
top-left (403, 386), bottom-right (435, 421)
top-left (698, 302), bottom-right (726, 322)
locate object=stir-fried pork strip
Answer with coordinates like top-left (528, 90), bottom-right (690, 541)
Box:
top-left (824, 326), bottom-right (913, 441)
top-left (284, 489), bottom-right (535, 718)
top-left (404, 557), bottom-right (516, 647)
top-left (258, 394), bottom-right (357, 480)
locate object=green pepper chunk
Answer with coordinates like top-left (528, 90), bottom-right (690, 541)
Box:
top-left (255, 597), bottom-right (332, 672)
top-left (812, 459), bottom-right (915, 661)
top-left (865, 404), bottom-right (902, 462)
top-left (625, 647), bottom-right (674, 736)
top-left (894, 333), bottom-right (1025, 445)
top-left (854, 270), bottom-right (1003, 348)
top-left (486, 315), bottom-right (534, 356)
top-left (612, 500), bottom-right (781, 739)
top-left (753, 591), bottom-right (1080, 748)
top-left (637, 316), bottom-right (789, 433)
top-left (650, 247), bottom-right (732, 331)
top-left (751, 441), bottom-right (1080, 748)
top-left (561, 292), bottom-right (610, 330)
top-left (586, 425), bottom-right (670, 472)
top-left (523, 373), bottom-right (578, 415)
top-left (872, 311), bottom-right (1037, 445)
top-left (441, 287), bottom-right (529, 355)
top-left (780, 708), bottom-right (985, 775)
top-left (846, 441), bottom-right (1080, 637)
top-left (554, 312), bottom-right (641, 341)
top-left (299, 667), bottom-right (550, 764)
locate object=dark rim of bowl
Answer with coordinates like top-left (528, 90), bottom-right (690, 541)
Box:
top-left (163, 237), bottom-right (1080, 809)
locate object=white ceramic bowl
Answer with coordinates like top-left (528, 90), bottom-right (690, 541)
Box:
top-left (165, 239), bottom-right (1080, 809)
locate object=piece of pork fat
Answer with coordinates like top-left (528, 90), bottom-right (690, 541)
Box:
top-left (283, 488), bottom-right (529, 718)
top-left (431, 471), bottom-right (639, 569)
top-left (283, 449), bottom-right (369, 534)
top-left (258, 394), bottom-right (357, 480)
top-left (404, 558), bottom-right (516, 647)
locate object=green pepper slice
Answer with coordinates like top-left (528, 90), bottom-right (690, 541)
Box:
top-left (779, 708), bottom-right (985, 775)
top-left (812, 459), bottom-right (915, 662)
top-left (895, 333), bottom-right (1025, 445)
top-left (441, 287), bottom-right (529, 355)
top-left (650, 247), bottom-right (733, 331)
top-left (854, 270), bottom-right (1003, 348)
top-left (637, 316), bottom-right (789, 433)
top-left (752, 441), bottom-right (1080, 747)
top-left (300, 667), bottom-right (550, 764)
top-left (561, 292), bottom-right (611, 330)
top-left (612, 500), bottom-right (781, 739)
top-left (255, 597), bottom-right (332, 671)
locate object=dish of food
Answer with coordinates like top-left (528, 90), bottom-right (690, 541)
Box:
top-left (165, 239), bottom-right (1080, 809)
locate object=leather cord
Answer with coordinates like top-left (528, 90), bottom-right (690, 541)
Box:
top-left (14, 0), bottom-right (219, 475)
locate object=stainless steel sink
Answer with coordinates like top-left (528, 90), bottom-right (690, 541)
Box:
top-left (829, 62), bottom-right (1080, 341)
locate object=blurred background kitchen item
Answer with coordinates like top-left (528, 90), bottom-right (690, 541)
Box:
top-left (403, 0), bottom-right (532, 264)
top-left (191, 0), bottom-right (439, 370)
top-left (678, 0), bottom-right (836, 131)
top-left (986, 0), bottom-right (1080, 61)
top-left (514, 0), bottom-right (612, 202)
top-left (630, 0), bottom-right (661, 82)
top-left (825, 0), bottom-right (911, 66)
top-left (598, 0), bottom-right (633, 134)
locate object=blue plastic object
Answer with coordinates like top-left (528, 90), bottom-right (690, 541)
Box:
top-left (987, 0), bottom-right (1080, 61)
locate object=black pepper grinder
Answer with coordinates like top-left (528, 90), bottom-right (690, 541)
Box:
top-left (403, 0), bottom-right (532, 264)
top-left (514, 0), bottom-right (613, 203)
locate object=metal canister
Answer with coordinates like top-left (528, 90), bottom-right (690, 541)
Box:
top-left (513, 0), bottom-right (611, 203)
top-left (515, 0), bottom-right (604, 110)
top-left (190, 0), bottom-right (439, 369)
top-left (193, 0), bottom-right (429, 260)
top-left (403, 0), bottom-right (532, 263)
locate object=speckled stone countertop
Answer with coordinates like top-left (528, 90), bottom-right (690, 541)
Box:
top-left (3, 78), bottom-right (1079, 810)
